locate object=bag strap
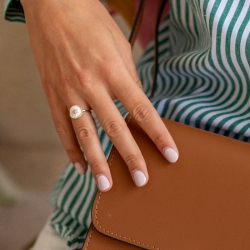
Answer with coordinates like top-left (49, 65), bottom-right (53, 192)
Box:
top-left (128, 0), bottom-right (169, 99)
top-left (128, 0), bottom-right (145, 47)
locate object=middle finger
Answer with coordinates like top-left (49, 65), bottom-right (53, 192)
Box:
top-left (88, 89), bottom-right (149, 188)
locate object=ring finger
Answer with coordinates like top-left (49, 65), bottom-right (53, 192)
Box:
top-left (68, 100), bottom-right (113, 192)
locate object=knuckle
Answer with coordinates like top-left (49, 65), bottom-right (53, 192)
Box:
top-left (55, 123), bottom-right (68, 138)
top-left (101, 63), bottom-right (119, 84)
top-left (76, 69), bottom-right (90, 83)
top-left (132, 103), bottom-right (151, 124)
top-left (76, 126), bottom-right (93, 142)
top-left (89, 159), bottom-right (102, 172)
top-left (106, 69), bottom-right (116, 84)
top-left (76, 70), bottom-right (93, 91)
top-left (104, 121), bottom-right (124, 140)
top-left (153, 133), bottom-right (165, 145)
top-left (66, 147), bottom-right (78, 156)
top-left (125, 154), bottom-right (139, 168)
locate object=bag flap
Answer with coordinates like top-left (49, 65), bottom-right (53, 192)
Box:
top-left (84, 224), bottom-right (142, 250)
top-left (92, 116), bottom-right (250, 249)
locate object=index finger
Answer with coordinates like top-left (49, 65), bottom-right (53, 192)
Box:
top-left (114, 75), bottom-right (179, 163)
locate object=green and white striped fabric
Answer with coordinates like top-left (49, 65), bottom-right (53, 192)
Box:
top-left (4, 0), bottom-right (250, 249)
top-left (4, 0), bottom-right (24, 22)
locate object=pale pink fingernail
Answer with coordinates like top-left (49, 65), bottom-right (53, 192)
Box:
top-left (163, 148), bottom-right (179, 163)
top-left (97, 175), bottom-right (110, 191)
top-left (133, 170), bottom-right (147, 187)
top-left (74, 162), bottom-right (85, 175)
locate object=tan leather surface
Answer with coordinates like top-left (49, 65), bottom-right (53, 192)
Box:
top-left (83, 116), bottom-right (250, 249)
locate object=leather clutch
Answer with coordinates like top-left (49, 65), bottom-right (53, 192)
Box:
top-left (82, 116), bottom-right (250, 250)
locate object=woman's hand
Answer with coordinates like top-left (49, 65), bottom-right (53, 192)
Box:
top-left (21, 0), bottom-right (179, 191)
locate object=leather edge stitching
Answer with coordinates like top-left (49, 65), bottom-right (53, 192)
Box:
top-left (84, 225), bottom-right (94, 250)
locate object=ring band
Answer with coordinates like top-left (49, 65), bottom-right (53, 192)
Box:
top-left (69, 105), bottom-right (91, 119)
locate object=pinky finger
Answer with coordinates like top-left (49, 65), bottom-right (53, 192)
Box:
top-left (49, 98), bottom-right (87, 174)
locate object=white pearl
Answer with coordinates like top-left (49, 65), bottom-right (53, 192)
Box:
top-left (70, 105), bottom-right (82, 119)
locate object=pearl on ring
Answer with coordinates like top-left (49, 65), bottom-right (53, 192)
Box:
top-left (69, 105), bottom-right (91, 119)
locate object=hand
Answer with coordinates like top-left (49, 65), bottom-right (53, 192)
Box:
top-left (21, 0), bottom-right (179, 191)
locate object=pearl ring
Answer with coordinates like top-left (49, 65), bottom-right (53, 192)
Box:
top-left (69, 105), bottom-right (91, 119)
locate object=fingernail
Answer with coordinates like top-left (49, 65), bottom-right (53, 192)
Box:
top-left (163, 147), bottom-right (179, 163)
top-left (97, 175), bottom-right (110, 191)
top-left (74, 162), bottom-right (85, 175)
top-left (133, 170), bottom-right (147, 187)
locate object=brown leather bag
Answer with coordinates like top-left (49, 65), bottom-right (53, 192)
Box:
top-left (82, 115), bottom-right (250, 250)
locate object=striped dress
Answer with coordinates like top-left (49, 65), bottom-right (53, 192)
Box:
top-left (4, 0), bottom-right (250, 249)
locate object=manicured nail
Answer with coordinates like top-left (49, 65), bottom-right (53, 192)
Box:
top-left (163, 148), bottom-right (179, 163)
top-left (133, 170), bottom-right (147, 187)
top-left (97, 175), bottom-right (110, 191)
top-left (74, 162), bottom-right (85, 175)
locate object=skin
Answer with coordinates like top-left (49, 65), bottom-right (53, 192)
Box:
top-left (20, 0), bottom-right (179, 191)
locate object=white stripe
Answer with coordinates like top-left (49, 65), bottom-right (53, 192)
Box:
top-left (240, 19), bottom-right (250, 70)
top-left (78, 175), bottom-right (96, 222)
top-left (70, 172), bottom-right (91, 218)
top-left (220, 1), bottom-right (240, 82)
top-left (205, 0), bottom-right (216, 32)
top-left (63, 175), bottom-right (83, 213)
top-left (101, 134), bottom-right (110, 156)
top-left (230, 2), bottom-right (249, 75)
top-left (207, 1), bottom-right (248, 128)
top-left (179, 54), bottom-right (225, 125)
top-left (61, 215), bottom-right (73, 237)
top-left (215, 2), bottom-right (250, 131)
top-left (195, 1), bottom-right (239, 127)
top-left (52, 211), bottom-right (68, 226)
top-left (57, 170), bottom-right (79, 208)
top-left (231, 119), bottom-right (250, 137)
